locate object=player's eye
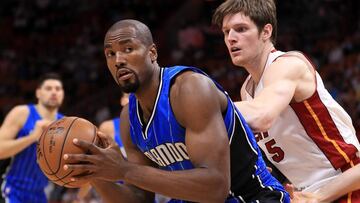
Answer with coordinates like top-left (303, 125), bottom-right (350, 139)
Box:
top-left (44, 86), bottom-right (52, 91)
top-left (106, 51), bottom-right (115, 58)
top-left (125, 47), bottom-right (133, 53)
top-left (235, 27), bottom-right (247, 32)
top-left (223, 29), bottom-right (229, 35)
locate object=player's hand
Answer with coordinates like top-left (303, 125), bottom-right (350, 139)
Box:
top-left (31, 119), bottom-right (52, 141)
top-left (291, 191), bottom-right (322, 203)
top-left (285, 183), bottom-right (327, 203)
top-left (63, 131), bottom-right (129, 182)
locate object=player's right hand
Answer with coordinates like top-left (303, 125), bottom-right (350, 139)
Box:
top-left (63, 131), bottom-right (128, 182)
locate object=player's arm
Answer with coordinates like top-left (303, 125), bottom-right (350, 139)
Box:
top-left (91, 105), bottom-right (155, 203)
top-left (0, 105), bottom-right (44, 159)
top-left (122, 72), bottom-right (230, 203)
top-left (117, 73), bottom-right (230, 202)
top-left (312, 164), bottom-right (360, 202)
top-left (66, 72), bottom-right (230, 202)
top-left (235, 57), bottom-right (310, 132)
top-left (94, 75), bottom-right (230, 202)
top-left (318, 164), bottom-right (360, 201)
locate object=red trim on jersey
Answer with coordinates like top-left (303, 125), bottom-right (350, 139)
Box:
top-left (335, 188), bottom-right (360, 203)
top-left (290, 91), bottom-right (359, 170)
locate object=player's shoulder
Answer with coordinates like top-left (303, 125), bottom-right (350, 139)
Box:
top-left (9, 105), bottom-right (30, 117)
top-left (99, 119), bottom-right (113, 131)
top-left (3, 104), bottom-right (30, 127)
top-left (272, 51), bottom-right (309, 70)
top-left (172, 70), bottom-right (214, 95)
top-left (266, 51), bottom-right (310, 79)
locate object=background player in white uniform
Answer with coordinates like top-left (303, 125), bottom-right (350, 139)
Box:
top-left (213, 0), bottom-right (360, 202)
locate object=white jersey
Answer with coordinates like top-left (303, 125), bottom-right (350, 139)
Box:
top-left (242, 50), bottom-right (360, 192)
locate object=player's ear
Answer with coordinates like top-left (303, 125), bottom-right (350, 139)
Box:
top-left (149, 44), bottom-right (158, 63)
top-left (261, 23), bottom-right (272, 42)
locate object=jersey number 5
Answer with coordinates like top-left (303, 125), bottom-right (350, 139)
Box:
top-left (265, 139), bottom-right (284, 162)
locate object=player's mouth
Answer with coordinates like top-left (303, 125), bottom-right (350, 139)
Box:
top-left (230, 47), bottom-right (242, 55)
top-left (117, 68), bottom-right (133, 81)
top-left (49, 97), bottom-right (58, 102)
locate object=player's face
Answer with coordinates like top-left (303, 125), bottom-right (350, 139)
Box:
top-left (36, 79), bottom-right (64, 109)
top-left (222, 12), bottom-right (265, 67)
top-left (104, 27), bottom-right (153, 93)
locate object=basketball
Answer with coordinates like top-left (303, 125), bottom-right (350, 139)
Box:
top-left (36, 116), bottom-right (100, 188)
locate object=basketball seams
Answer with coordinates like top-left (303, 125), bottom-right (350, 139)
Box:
top-left (38, 116), bottom-right (96, 188)
top-left (90, 124), bottom-right (97, 147)
top-left (57, 117), bottom-right (80, 173)
top-left (42, 117), bottom-right (79, 175)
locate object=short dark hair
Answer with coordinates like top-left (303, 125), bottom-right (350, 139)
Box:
top-left (37, 72), bottom-right (62, 88)
top-left (213, 0), bottom-right (277, 45)
top-left (105, 19), bottom-right (154, 47)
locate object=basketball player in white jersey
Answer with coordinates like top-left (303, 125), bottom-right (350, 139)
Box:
top-left (213, 0), bottom-right (360, 202)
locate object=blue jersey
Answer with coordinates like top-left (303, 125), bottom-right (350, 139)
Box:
top-left (112, 117), bottom-right (127, 158)
top-left (112, 117), bottom-right (123, 148)
top-left (128, 66), bottom-right (289, 203)
top-left (1, 104), bottom-right (63, 203)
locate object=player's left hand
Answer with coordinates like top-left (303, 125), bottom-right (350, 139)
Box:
top-left (63, 131), bottom-right (129, 182)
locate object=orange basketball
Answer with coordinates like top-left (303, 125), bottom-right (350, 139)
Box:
top-left (36, 116), bottom-right (100, 188)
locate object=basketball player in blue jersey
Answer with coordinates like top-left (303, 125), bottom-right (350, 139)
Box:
top-left (98, 93), bottom-right (129, 156)
top-left (63, 19), bottom-right (290, 202)
top-left (0, 73), bottom-right (64, 203)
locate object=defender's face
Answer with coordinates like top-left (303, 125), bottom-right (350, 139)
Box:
top-left (222, 13), bottom-right (263, 67)
top-left (104, 27), bottom-right (153, 93)
top-left (36, 79), bottom-right (64, 109)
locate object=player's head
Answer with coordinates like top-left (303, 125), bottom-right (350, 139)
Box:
top-left (104, 19), bottom-right (158, 93)
top-left (213, 0), bottom-right (277, 66)
top-left (36, 72), bottom-right (64, 109)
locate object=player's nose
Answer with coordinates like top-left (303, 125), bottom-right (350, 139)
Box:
top-left (227, 29), bottom-right (238, 43)
top-left (115, 52), bottom-right (126, 67)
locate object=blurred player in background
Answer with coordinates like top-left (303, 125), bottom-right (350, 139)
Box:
top-left (213, 0), bottom-right (360, 202)
top-left (0, 73), bottom-right (64, 203)
top-left (98, 93), bottom-right (129, 156)
top-left (0, 159), bottom-right (9, 203)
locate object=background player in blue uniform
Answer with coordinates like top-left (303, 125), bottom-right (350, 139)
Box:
top-left (0, 73), bottom-right (64, 203)
top-left (98, 93), bottom-right (129, 156)
top-left (63, 19), bottom-right (290, 202)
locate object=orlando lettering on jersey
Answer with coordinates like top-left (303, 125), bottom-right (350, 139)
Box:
top-left (144, 142), bottom-right (189, 167)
